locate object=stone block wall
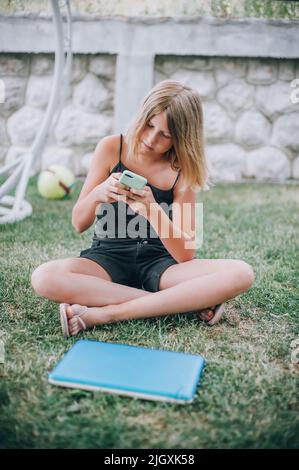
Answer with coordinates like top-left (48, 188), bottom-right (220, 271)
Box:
top-left (0, 52), bottom-right (299, 182)
top-left (155, 56), bottom-right (299, 182)
top-left (0, 53), bottom-right (116, 175)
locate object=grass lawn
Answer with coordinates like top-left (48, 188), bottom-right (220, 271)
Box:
top-left (0, 176), bottom-right (298, 449)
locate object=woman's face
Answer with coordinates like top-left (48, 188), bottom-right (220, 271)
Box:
top-left (139, 112), bottom-right (173, 156)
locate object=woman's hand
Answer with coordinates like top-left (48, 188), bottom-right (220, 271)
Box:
top-left (119, 185), bottom-right (157, 219)
top-left (92, 173), bottom-right (157, 219)
top-left (91, 172), bottom-right (131, 203)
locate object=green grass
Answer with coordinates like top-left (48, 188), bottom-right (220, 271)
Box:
top-left (0, 177), bottom-right (298, 449)
top-left (1, 0), bottom-right (299, 19)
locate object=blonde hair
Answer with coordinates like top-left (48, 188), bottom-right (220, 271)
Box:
top-left (126, 80), bottom-right (209, 192)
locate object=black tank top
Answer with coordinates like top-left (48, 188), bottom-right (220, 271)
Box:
top-left (94, 134), bottom-right (181, 240)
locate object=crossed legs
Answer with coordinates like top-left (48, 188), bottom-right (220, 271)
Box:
top-left (31, 257), bottom-right (254, 335)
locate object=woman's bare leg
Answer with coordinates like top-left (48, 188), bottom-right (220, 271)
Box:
top-left (31, 258), bottom-right (151, 306)
top-left (66, 260), bottom-right (254, 335)
top-left (31, 257), bottom-right (238, 309)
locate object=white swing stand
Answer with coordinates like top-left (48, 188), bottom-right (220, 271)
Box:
top-left (0, 0), bottom-right (73, 224)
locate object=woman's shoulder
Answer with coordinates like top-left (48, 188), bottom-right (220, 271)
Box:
top-left (96, 134), bottom-right (121, 154)
top-left (94, 134), bottom-right (121, 171)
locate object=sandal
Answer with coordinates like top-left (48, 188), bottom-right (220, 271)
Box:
top-left (198, 303), bottom-right (225, 326)
top-left (59, 303), bottom-right (88, 337)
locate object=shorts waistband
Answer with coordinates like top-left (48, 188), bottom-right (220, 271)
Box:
top-left (96, 237), bottom-right (163, 245)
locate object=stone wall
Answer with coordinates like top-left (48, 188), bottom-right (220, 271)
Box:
top-left (155, 56), bottom-right (299, 182)
top-left (0, 53), bottom-right (116, 176)
top-left (0, 52), bottom-right (299, 182)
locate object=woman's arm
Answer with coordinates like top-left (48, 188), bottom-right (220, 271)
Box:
top-left (148, 179), bottom-right (197, 263)
top-left (71, 136), bottom-right (116, 233)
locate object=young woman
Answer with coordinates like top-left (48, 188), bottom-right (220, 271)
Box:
top-left (31, 80), bottom-right (254, 336)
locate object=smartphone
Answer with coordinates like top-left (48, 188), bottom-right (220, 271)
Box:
top-left (119, 170), bottom-right (147, 190)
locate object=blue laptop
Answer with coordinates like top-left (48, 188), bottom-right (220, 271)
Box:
top-left (48, 340), bottom-right (206, 404)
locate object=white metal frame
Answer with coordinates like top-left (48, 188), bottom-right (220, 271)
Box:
top-left (0, 0), bottom-right (72, 224)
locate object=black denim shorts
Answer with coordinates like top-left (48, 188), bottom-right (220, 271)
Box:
top-left (79, 238), bottom-right (178, 292)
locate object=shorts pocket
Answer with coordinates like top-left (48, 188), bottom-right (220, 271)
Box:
top-left (91, 239), bottom-right (102, 249)
top-left (79, 248), bottom-right (90, 256)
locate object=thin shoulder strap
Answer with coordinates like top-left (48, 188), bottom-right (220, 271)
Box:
top-left (171, 170), bottom-right (181, 190)
top-left (119, 134), bottom-right (123, 163)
